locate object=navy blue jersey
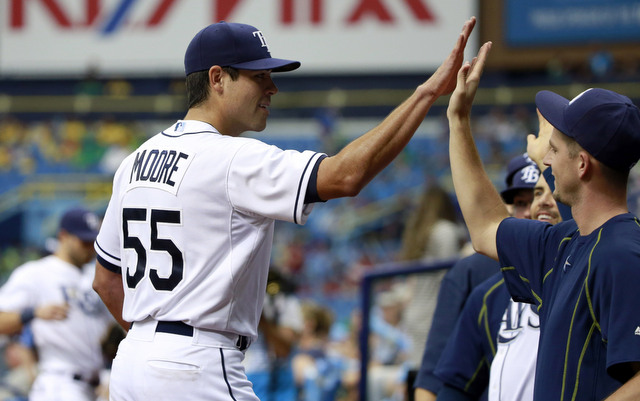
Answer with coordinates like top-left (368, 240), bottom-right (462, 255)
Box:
top-left (414, 253), bottom-right (500, 394)
top-left (434, 272), bottom-right (510, 399)
top-left (498, 214), bottom-right (640, 400)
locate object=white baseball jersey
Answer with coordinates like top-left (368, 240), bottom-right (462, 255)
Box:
top-left (95, 120), bottom-right (324, 340)
top-left (0, 256), bottom-right (114, 393)
top-left (488, 299), bottom-right (539, 401)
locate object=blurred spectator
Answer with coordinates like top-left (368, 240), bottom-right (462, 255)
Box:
top-left (399, 183), bottom-right (465, 373)
top-left (244, 269), bottom-right (304, 401)
top-left (0, 334), bottom-right (36, 401)
top-left (399, 183), bottom-right (464, 262)
top-left (292, 301), bottom-right (342, 401)
top-left (368, 283), bottom-right (413, 401)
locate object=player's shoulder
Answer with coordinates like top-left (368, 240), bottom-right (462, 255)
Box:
top-left (595, 213), bottom-right (640, 249)
top-left (6, 255), bottom-right (54, 280)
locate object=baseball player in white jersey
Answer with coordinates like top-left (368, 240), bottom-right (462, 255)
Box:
top-left (92, 19), bottom-right (484, 400)
top-left (0, 207), bottom-right (116, 401)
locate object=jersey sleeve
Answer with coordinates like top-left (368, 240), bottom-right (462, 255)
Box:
top-left (414, 254), bottom-right (499, 393)
top-left (94, 161), bottom-right (128, 274)
top-left (0, 264), bottom-right (37, 311)
top-left (227, 142), bottom-right (325, 225)
top-left (497, 218), bottom-right (573, 305)
top-left (433, 275), bottom-right (502, 397)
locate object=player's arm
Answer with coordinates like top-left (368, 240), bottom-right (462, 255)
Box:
top-left (0, 304), bottom-right (69, 335)
top-left (447, 42), bottom-right (503, 260)
top-left (316, 17), bottom-right (478, 201)
top-left (605, 365), bottom-right (640, 400)
top-left (93, 260), bottom-right (129, 331)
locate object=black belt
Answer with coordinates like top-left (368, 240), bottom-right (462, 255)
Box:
top-left (154, 321), bottom-right (250, 351)
top-left (73, 373), bottom-right (100, 387)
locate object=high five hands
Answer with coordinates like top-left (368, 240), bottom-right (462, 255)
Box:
top-left (422, 17), bottom-right (478, 98)
top-left (447, 40), bottom-right (493, 123)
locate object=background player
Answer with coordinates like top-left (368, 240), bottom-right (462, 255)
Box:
top-left (413, 152), bottom-right (539, 401)
top-left (92, 19), bottom-right (489, 400)
top-left (434, 174), bottom-right (561, 401)
top-left (447, 38), bottom-right (640, 400)
top-left (0, 207), bottom-right (117, 401)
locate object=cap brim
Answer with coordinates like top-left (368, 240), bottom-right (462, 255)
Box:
top-left (75, 231), bottom-right (98, 242)
top-left (535, 90), bottom-right (570, 137)
top-left (500, 186), bottom-right (533, 204)
top-left (230, 57), bottom-right (300, 72)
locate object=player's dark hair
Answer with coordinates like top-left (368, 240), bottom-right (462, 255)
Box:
top-left (562, 134), bottom-right (629, 186)
top-left (600, 160), bottom-right (629, 189)
top-left (185, 67), bottom-right (240, 109)
top-left (186, 70), bottom-right (210, 109)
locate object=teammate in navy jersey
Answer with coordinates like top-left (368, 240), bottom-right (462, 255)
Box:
top-left (92, 19), bottom-right (490, 401)
top-left (446, 41), bottom-right (640, 400)
top-left (434, 175), bottom-right (562, 401)
top-left (413, 153), bottom-right (539, 401)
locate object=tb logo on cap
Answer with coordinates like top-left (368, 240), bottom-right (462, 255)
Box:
top-left (252, 30), bottom-right (270, 52)
top-left (520, 165), bottom-right (540, 184)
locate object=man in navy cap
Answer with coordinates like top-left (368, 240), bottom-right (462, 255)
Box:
top-left (446, 42), bottom-right (640, 400)
top-left (92, 19), bottom-right (491, 400)
top-left (0, 207), bottom-right (116, 401)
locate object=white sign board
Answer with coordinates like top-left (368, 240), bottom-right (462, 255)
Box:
top-left (0, 0), bottom-right (477, 77)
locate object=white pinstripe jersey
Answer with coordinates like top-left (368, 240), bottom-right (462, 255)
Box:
top-left (95, 120), bottom-right (324, 340)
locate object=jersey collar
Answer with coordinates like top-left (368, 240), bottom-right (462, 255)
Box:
top-left (163, 120), bottom-right (220, 137)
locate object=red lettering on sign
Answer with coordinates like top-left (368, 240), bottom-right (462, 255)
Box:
top-left (281, 0), bottom-right (293, 24)
top-left (84, 0), bottom-right (99, 27)
top-left (311, 0), bottom-right (322, 24)
top-left (405, 0), bottom-right (435, 21)
top-left (281, 0), bottom-right (322, 25)
top-left (11, 0), bottom-right (71, 28)
top-left (347, 0), bottom-right (392, 23)
top-left (347, 0), bottom-right (435, 24)
top-left (147, 0), bottom-right (177, 27)
top-left (215, 0), bottom-right (243, 22)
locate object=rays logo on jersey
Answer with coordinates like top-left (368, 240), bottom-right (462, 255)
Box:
top-left (61, 285), bottom-right (104, 315)
top-left (497, 300), bottom-right (540, 344)
top-left (128, 148), bottom-right (194, 195)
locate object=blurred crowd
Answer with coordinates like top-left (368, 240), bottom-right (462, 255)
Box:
top-left (1, 100), bottom-right (640, 400)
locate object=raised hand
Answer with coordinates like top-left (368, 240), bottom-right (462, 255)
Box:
top-left (526, 109), bottom-right (554, 171)
top-left (447, 41), bottom-right (492, 122)
top-left (422, 17), bottom-right (477, 98)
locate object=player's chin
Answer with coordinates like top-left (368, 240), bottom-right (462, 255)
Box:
top-left (251, 117), bottom-right (269, 132)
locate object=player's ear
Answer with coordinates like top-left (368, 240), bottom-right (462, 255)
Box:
top-left (209, 66), bottom-right (224, 94)
top-left (577, 151), bottom-right (592, 179)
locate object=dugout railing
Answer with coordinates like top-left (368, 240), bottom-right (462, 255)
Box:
top-left (359, 258), bottom-right (457, 401)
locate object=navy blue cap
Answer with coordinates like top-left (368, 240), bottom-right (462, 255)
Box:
top-left (184, 21), bottom-right (300, 75)
top-left (536, 88), bottom-right (640, 171)
top-left (500, 153), bottom-right (540, 204)
top-left (59, 208), bottom-right (100, 242)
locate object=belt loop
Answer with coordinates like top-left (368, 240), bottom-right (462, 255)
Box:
top-left (236, 335), bottom-right (249, 351)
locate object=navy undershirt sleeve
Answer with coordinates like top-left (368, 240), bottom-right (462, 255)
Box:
top-left (304, 155), bottom-right (328, 204)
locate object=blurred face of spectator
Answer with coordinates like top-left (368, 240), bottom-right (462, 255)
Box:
top-left (531, 176), bottom-right (562, 225)
top-left (510, 189), bottom-right (534, 219)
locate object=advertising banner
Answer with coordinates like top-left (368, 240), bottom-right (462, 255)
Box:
top-left (0, 0), bottom-right (477, 76)
top-left (506, 0), bottom-right (640, 47)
